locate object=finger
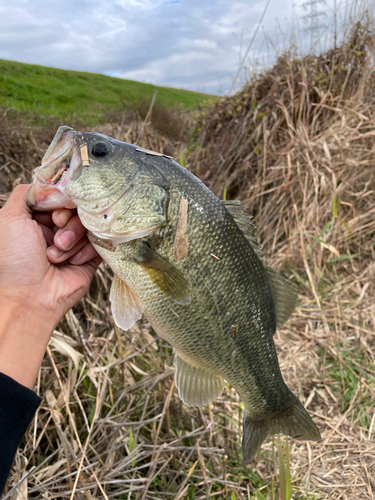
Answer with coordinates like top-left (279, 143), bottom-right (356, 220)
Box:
top-left (38, 224), bottom-right (55, 247)
top-left (68, 241), bottom-right (102, 265)
top-left (52, 209), bottom-right (75, 228)
top-left (53, 214), bottom-right (87, 251)
top-left (47, 236), bottom-right (88, 263)
top-left (32, 212), bottom-right (54, 227)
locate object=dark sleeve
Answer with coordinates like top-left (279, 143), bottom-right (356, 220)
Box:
top-left (0, 372), bottom-right (41, 495)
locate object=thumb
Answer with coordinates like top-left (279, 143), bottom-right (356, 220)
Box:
top-left (2, 185), bottom-right (32, 218)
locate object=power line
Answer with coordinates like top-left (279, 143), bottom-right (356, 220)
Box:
top-left (229, 0), bottom-right (272, 94)
top-left (301, 0), bottom-right (327, 48)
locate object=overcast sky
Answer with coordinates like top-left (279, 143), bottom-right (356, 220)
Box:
top-left (0, 0), bottom-right (358, 95)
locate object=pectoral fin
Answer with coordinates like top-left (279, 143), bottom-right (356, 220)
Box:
top-left (174, 353), bottom-right (224, 407)
top-left (110, 275), bottom-right (143, 330)
top-left (138, 244), bottom-right (192, 305)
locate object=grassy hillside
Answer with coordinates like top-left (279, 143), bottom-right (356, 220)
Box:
top-left (0, 59), bottom-right (217, 125)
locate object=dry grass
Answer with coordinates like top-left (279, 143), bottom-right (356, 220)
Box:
top-left (1, 20), bottom-right (375, 500)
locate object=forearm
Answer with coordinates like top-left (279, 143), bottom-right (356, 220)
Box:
top-left (0, 186), bottom-right (100, 494)
top-left (0, 372), bottom-right (42, 495)
top-left (0, 299), bottom-right (58, 389)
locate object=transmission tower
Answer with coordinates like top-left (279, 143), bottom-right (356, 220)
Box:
top-left (302, 0), bottom-right (327, 49)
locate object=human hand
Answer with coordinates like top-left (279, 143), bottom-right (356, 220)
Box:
top-left (0, 184), bottom-right (102, 319)
top-left (0, 184), bottom-right (102, 388)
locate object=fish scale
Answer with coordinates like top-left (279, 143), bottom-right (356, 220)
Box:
top-left (27, 126), bottom-right (320, 463)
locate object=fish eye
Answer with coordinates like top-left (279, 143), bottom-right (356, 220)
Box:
top-left (92, 142), bottom-right (109, 157)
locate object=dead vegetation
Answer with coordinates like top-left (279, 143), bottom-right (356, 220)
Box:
top-left (189, 19), bottom-right (375, 499)
top-left (0, 19), bottom-right (375, 500)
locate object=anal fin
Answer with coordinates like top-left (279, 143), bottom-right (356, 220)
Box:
top-left (110, 275), bottom-right (143, 331)
top-left (174, 353), bottom-right (224, 407)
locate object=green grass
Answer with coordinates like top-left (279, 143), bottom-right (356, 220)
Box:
top-left (0, 59), bottom-right (218, 126)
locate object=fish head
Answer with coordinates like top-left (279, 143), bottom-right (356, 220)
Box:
top-left (27, 126), bottom-right (139, 211)
top-left (27, 126), bottom-right (170, 243)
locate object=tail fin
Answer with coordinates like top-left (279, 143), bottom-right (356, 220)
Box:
top-left (242, 395), bottom-right (320, 464)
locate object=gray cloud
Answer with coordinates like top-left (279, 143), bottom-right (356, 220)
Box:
top-left (0, 0), bottom-right (345, 95)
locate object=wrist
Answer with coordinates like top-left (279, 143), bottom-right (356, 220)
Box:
top-left (0, 299), bottom-right (58, 389)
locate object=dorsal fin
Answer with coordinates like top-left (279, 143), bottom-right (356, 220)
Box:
top-left (264, 265), bottom-right (298, 329)
top-left (223, 200), bottom-right (264, 260)
top-left (223, 200), bottom-right (298, 329)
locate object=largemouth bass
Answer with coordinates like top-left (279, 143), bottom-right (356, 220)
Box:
top-left (27, 126), bottom-right (320, 463)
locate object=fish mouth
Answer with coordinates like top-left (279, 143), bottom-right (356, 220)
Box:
top-left (48, 157), bottom-right (71, 185)
top-left (27, 126), bottom-right (80, 211)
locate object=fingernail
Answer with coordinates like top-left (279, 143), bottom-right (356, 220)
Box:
top-left (57, 230), bottom-right (75, 250)
top-left (69, 251), bottom-right (82, 265)
top-left (47, 246), bottom-right (64, 259)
